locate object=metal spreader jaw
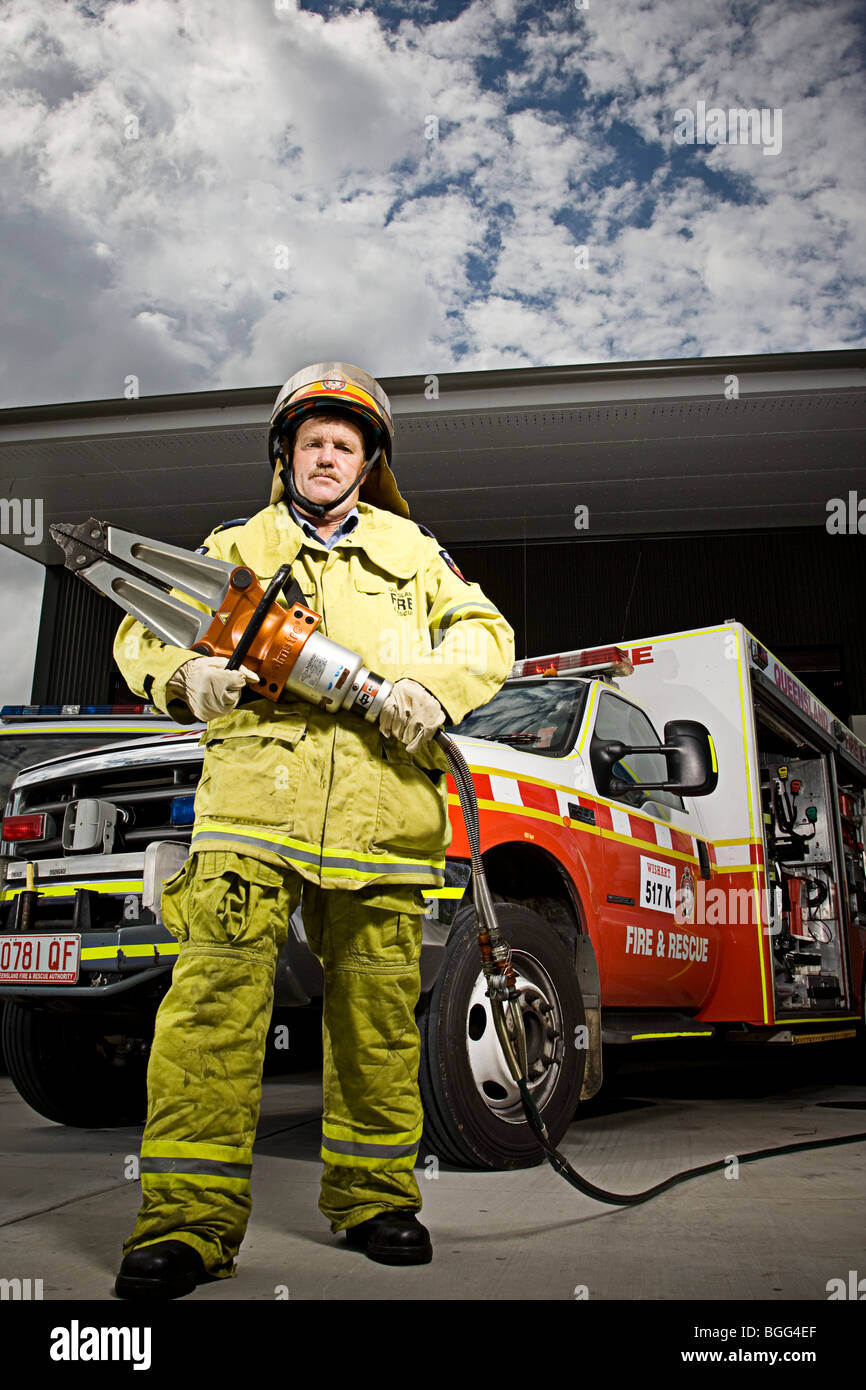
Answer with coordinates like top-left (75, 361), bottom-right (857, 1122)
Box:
top-left (49, 518), bottom-right (392, 719)
top-left (51, 518), bottom-right (240, 649)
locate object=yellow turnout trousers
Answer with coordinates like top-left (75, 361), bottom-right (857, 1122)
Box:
top-left (122, 850), bottom-right (427, 1278)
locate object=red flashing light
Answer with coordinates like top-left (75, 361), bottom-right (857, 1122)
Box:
top-left (572, 645), bottom-right (631, 671)
top-left (512, 645), bottom-right (634, 680)
top-left (3, 813), bottom-right (50, 842)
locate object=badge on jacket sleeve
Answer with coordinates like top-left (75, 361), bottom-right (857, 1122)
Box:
top-left (418, 522), bottom-right (470, 585)
top-left (440, 550), bottom-right (469, 583)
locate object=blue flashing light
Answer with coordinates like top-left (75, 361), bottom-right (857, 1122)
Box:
top-left (170, 794), bottom-right (197, 826)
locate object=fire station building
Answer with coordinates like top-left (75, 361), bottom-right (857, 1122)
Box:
top-left (1, 347), bottom-right (864, 730)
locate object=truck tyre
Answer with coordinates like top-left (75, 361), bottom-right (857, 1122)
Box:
top-left (417, 902), bottom-right (586, 1170)
top-left (1, 1003), bottom-right (149, 1127)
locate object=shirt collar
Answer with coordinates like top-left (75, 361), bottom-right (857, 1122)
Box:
top-left (289, 502), bottom-right (359, 547)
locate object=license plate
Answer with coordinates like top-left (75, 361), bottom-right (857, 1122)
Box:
top-left (0, 934), bottom-right (81, 984)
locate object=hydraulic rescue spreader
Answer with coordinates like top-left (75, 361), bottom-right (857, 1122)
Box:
top-left (48, 518), bottom-right (866, 1207)
top-left (49, 518), bottom-right (532, 1089)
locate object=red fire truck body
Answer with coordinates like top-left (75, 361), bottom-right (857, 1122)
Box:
top-left (449, 620), bottom-right (865, 1039)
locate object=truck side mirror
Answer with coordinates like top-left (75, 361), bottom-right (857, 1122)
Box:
top-left (591, 740), bottom-right (629, 799)
top-left (661, 720), bottom-right (718, 796)
top-left (601, 720), bottom-right (718, 798)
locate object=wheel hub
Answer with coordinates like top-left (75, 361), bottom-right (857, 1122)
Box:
top-left (465, 951), bottom-right (563, 1121)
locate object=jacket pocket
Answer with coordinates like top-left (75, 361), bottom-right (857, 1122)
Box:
top-left (368, 737), bottom-right (451, 859)
top-left (194, 731), bottom-right (306, 831)
top-left (201, 705), bottom-right (309, 745)
top-left (159, 859), bottom-right (194, 942)
top-left (352, 573), bottom-right (390, 593)
top-left (184, 850), bottom-right (290, 955)
top-left (351, 569), bottom-right (429, 667)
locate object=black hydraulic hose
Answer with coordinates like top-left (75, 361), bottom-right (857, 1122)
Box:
top-left (516, 1075), bottom-right (866, 1206)
top-left (435, 730), bottom-right (866, 1207)
top-left (805, 876), bottom-right (829, 910)
top-left (436, 731), bottom-right (480, 859)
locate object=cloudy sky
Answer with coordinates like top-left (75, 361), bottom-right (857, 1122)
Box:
top-left (1, 0), bottom-right (864, 699)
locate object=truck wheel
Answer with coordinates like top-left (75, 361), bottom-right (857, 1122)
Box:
top-left (1, 1003), bottom-right (149, 1127)
top-left (418, 902), bottom-right (586, 1170)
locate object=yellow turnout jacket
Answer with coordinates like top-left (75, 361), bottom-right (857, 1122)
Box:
top-left (113, 501), bottom-right (515, 891)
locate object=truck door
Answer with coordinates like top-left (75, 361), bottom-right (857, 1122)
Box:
top-left (588, 690), bottom-right (718, 1009)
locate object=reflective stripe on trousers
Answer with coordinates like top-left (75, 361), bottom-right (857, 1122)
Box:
top-left (320, 1124), bottom-right (423, 1168)
top-left (121, 850), bottom-right (427, 1277)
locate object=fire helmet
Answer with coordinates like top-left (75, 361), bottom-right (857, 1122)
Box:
top-left (267, 362), bottom-right (408, 519)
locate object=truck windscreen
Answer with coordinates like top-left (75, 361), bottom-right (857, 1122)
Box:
top-left (447, 679), bottom-right (589, 757)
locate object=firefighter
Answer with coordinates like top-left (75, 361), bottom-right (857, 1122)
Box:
top-left (113, 362), bottom-right (515, 1298)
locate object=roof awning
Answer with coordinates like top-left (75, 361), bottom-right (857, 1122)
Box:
top-left (0, 348), bottom-right (863, 564)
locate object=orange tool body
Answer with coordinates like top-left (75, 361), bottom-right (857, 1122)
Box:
top-left (193, 566), bottom-right (322, 702)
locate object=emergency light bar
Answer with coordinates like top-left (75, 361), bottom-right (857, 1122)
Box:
top-left (0, 704), bottom-right (153, 719)
top-left (509, 645), bottom-right (634, 681)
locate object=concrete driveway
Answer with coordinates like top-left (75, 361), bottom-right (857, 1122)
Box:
top-left (1, 1043), bottom-right (864, 1304)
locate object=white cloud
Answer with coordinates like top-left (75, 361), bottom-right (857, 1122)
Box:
top-left (0, 0), bottom-right (861, 410)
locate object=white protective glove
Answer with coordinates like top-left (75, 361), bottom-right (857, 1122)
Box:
top-left (166, 656), bottom-right (260, 722)
top-left (379, 678), bottom-right (446, 754)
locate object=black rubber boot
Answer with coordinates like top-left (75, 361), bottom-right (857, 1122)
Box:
top-left (344, 1211), bottom-right (433, 1266)
top-left (114, 1240), bottom-right (213, 1300)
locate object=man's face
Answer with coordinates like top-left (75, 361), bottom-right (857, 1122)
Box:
top-left (290, 414), bottom-right (367, 510)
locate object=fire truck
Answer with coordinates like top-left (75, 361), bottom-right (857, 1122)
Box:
top-left (1, 621), bottom-right (864, 1171)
